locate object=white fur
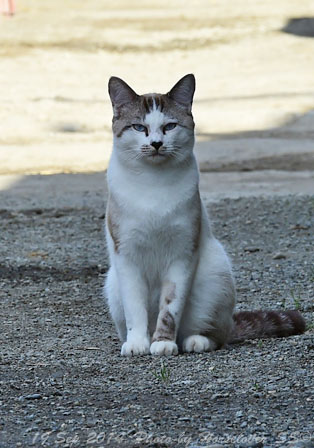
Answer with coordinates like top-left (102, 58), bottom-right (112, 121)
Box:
top-left (150, 341), bottom-right (178, 356)
top-left (145, 102), bottom-right (165, 143)
top-left (182, 335), bottom-right (216, 353)
top-left (105, 99), bottom-right (236, 357)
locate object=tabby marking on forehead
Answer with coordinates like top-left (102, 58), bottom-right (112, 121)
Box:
top-left (142, 94), bottom-right (165, 113)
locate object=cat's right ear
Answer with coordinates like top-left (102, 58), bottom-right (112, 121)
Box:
top-left (167, 74), bottom-right (195, 111)
top-left (108, 77), bottom-right (138, 109)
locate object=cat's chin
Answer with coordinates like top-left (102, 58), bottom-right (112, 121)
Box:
top-left (143, 153), bottom-right (169, 165)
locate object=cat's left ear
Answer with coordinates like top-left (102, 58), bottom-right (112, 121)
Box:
top-left (167, 74), bottom-right (195, 111)
top-left (108, 76), bottom-right (139, 109)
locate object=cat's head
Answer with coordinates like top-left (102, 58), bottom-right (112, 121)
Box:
top-left (108, 74), bottom-right (195, 166)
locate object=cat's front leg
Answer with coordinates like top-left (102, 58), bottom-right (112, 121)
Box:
top-left (115, 256), bottom-right (150, 356)
top-left (150, 261), bottom-right (191, 356)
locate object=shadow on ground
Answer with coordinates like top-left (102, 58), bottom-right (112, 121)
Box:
top-left (0, 106), bottom-right (313, 211)
top-left (195, 109), bottom-right (314, 172)
top-left (282, 17), bottom-right (314, 37)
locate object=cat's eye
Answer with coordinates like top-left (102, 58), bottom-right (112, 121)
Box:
top-left (163, 123), bottom-right (177, 132)
top-left (132, 124), bottom-right (147, 132)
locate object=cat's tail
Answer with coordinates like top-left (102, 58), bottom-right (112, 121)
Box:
top-left (228, 310), bottom-right (306, 344)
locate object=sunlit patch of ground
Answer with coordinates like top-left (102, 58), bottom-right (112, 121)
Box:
top-left (0, 0), bottom-right (314, 174)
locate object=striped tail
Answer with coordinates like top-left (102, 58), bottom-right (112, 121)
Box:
top-left (228, 310), bottom-right (306, 344)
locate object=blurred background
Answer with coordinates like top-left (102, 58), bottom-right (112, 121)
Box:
top-left (0, 0), bottom-right (314, 179)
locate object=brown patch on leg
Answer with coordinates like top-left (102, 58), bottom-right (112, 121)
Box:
top-left (160, 281), bottom-right (176, 307)
top-left (178, 190), bottom-right (201, 253)
top-left (191, 191), bottom-right (201, 252)
top-left (106, 196), bottom-right (121, 253)
top-left (152, 310), bottom-right (176, 343)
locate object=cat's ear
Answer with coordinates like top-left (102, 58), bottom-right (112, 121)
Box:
top-left (167, 74), bottom-right (195, 110)
top-left (108, 77), bottom-right (138, 108)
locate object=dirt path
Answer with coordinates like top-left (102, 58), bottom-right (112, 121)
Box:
top-left (0, 196), bottom-right (313, 447)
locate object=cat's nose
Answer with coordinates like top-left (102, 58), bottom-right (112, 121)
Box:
top-left (151, 141), bottom-right (163, 150)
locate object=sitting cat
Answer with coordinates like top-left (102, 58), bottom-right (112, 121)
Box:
top-left (104, 74), bottom-right (305, 356)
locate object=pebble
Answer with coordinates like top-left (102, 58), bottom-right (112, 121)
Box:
top-left (244, 246), bottom-right (260, 253)
top-left (272, 252), bottom-right (287, 259)
top-left (239, 442), bottom-right (263, 448)
top-left (289, 442), bottom-right (314, 448)
top-left (24, 393), bottom-right (43, 400)
top-left (290, 223), bottom-right (310, 230)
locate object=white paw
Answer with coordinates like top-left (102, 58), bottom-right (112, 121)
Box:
top-left (182, 335), bottom-right (216, 353)
top-left (121, 337), bottom-right (150, 356)
top-left (150, 340), bottom-right (178, 356)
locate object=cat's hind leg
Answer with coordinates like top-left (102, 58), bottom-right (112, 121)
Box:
top-left (182, 335), bottom-right (216, 353)
top-left (104, 266), bottom-right (127, 342)
top-left (179, 237), bottom-right (236, 353)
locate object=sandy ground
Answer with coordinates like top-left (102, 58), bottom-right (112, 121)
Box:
top-left (0, 196), bottom-right (313, 448)
top-left (0, 0), bottom-right (314, 179)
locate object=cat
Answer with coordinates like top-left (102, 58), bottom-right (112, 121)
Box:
top-left (104, 74), bottom-right (305, 356)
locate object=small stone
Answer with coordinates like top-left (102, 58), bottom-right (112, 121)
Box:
top-left (290, 223), bottom-right (310, 230)
top-left (53, 390), bottom-right (63, 397)
top-left (24, 393), bottom-right (42, 400)
top-left (244, 246), bottom-right (260, 253)
top-left (25, 414), bottom-right (35, 420)
top-left (289, 442), bottom-right (314, 448)
top-left (239, 442), bottom-right (263, 448)
top-left (272, 252), bottom-right (287, 260)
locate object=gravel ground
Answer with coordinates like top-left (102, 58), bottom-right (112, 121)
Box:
top-left (0, 196), bottom-right (313, 448)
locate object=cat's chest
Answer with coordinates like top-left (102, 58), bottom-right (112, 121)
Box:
top-left (115, 195), bottom-right (199, 261)
top-left (122, 207), bottom-right (189, 248)
top-left (106, 158), bottom-right (201, 260)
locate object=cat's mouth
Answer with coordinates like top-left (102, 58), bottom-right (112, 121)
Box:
top-left (139, 145), bottom-right (175, 163)
top-left (141, 147), bottom-right (167, 160)
top-left (150, 151), bottom-right (165, 157)
top-left (146, 151), bottom-right (168, 163)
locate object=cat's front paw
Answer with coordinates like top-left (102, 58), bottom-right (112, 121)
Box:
top-left (182, 335), bottom-right (216, 353)
top-left (121, 337), bottom-right (150, 357)
top-left (150, 340), bottom-right (178, 356)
